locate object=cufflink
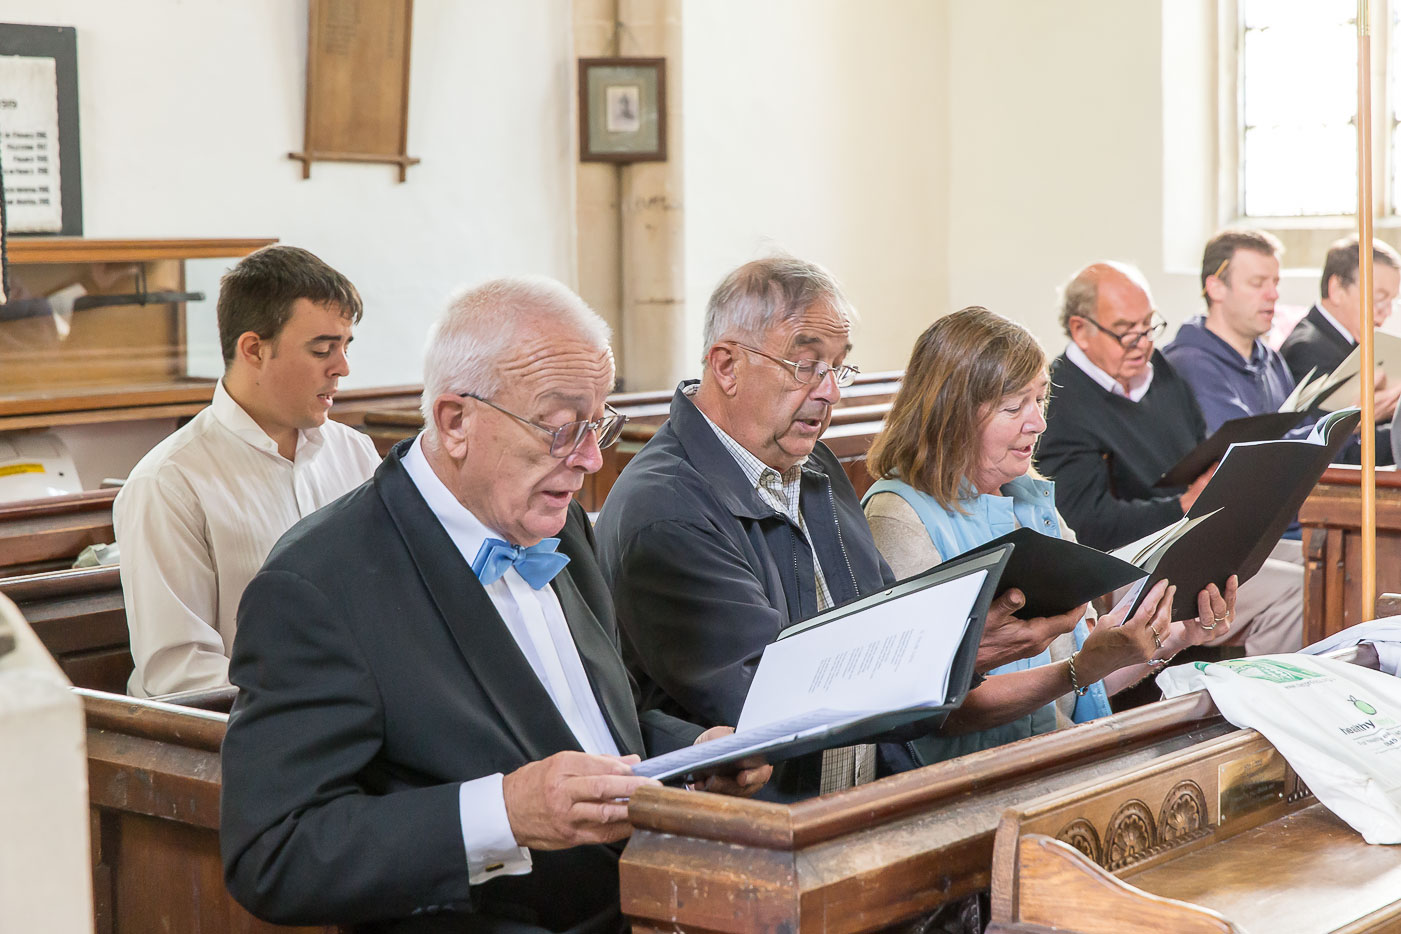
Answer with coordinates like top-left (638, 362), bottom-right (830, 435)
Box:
top-left (485, 862), bottom-right (505, 873)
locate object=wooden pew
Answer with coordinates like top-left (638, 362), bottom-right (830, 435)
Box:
top-left (0, 386), bottom-right (413, 578)
top-left (0, 487), bottom-right (116, 578)
top-left (618, 645), bottom-right (1380, 934)
top-left (6, 377), bottom-right (898, 693)
top-left (987, 689), bottom-right (1401, 932)
top-left (1298, 465), bottom-right (1401, 643)
top-left (80, 687), bottom-right (338, 934)
top-left (76, 647), bottom-right (1378, 934)
top-left (1, 565), bottom-right (129, 693)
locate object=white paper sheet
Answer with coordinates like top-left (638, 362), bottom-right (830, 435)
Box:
top-left (735, 570), bottom-right (984, 733)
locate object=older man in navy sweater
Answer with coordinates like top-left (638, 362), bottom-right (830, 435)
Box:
top-left (1038, 258), bottom-right (1302, 658)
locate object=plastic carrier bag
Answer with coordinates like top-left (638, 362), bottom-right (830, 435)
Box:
top-left (1157, 654), bottom-right (1401, 844)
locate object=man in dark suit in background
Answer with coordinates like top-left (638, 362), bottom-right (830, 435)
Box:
top-left (1280, 236), bottom-right (1401, 465)
top-left (220, 277), bottom-right (767, 934)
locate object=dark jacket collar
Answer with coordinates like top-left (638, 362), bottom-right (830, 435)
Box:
top-left (372, 439), bottom-right (645, 759)
top-left (1306, 304), bottom-right (1359, 351)
top-left (666, 380), bottom-right (836, 522)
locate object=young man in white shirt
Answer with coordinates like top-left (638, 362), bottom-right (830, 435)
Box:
top-left (115, 245), bottom-right (381, 697)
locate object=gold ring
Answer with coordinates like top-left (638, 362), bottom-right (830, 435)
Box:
top-left (1151, 627), bottom-right (1163, 649)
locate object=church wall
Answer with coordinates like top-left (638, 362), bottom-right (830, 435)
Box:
top-left (945, 0), bottom-right (1320, 356)
top-left (946, 0), bottom-right (1174, 352)
top-left (1, 0), bottom-right (578, 390)
top-left (681, 0), bottom-right (950, 376)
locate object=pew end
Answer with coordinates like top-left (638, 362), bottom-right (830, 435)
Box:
top-left (989, 724), bottom-right (1401, 933)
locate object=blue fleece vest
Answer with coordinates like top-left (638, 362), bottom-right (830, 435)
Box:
top-left (862, 475), bottom-right (1112, 764)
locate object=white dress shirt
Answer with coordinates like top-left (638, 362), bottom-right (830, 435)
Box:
top-left (1065, 342), bottom-right (1155, 402)
top-left (115, 381), bottom-right (380, 697)
top-left (400, 434), bottom-right (621, 884)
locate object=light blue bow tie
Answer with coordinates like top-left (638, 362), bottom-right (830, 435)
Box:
top-left (471, 537), bottom-right (570, 590)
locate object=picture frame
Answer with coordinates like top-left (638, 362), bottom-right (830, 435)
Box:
top-left (578, 57), bottom-right (667, 163)
top-left (0, 23), bottom-right (82, 236)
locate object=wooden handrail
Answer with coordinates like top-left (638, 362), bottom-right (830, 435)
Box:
top-left (0, 565), bottom-right (120, 601)
top-left (0, 488), bottom-right (117, 520)
top-left (618, 403), bottom-right (892, 446)
top-left (1317, 465), bottom-right (1401, 489)
top-left (6, 236), bottom-right (277, 264)
top-left (76, 687), bottom-right (228, 752)
top-left (148, 684), bottom-right (239, 713)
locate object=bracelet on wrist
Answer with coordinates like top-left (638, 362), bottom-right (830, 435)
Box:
top-left (1067, 651), bottom-right (1089, 697)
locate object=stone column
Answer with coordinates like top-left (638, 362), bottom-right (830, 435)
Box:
top-left (572, 0), bottom-right (687, 391)
top-left (572, 0), bottom-right (625, 371)
top-left (616, 0), bottom-right (687, 391)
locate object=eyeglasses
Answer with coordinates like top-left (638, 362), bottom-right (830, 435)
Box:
top-left (728, 342), bottom-right (861, 388)
top-left (1073, 314), bottom-right (1167, 350)
top-left (458, 393), bottom-right (627, 457)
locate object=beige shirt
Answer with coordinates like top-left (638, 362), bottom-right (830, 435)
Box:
top-left (115, 381), bottom-right (381, 697)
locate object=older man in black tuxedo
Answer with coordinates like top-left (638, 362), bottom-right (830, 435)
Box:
top-left (220, 277), bottom-right (767, 934)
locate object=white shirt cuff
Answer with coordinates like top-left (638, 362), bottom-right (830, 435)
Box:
top-left (459, 774), bottom-right (532, 884)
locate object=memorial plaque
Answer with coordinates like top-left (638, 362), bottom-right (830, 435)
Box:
top-left (0, 23), bottom-right (81, 235)
top-left (1218, 746), bottom-right (1288, 823)
top-left (289, 0), bottom-right (420, 182)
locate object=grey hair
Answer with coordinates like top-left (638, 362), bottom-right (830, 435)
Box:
top-left (1058, 261), bottom-right (1155, 336)
top-left (420, 276), bottom-right (612, 439)
top-left (701, 255), bottom-right (857, 354)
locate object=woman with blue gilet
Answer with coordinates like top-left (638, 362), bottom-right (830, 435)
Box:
top-left (862, 306), bottom-right (1236, 765)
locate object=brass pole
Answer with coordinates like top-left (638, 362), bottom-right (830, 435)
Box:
top-left (1359, 0), bottom-right (1378, 621)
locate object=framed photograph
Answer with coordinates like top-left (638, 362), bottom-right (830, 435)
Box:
top-left (0, 23), bottom-right (82, 235)
top-left (578, 57), bottom-right (666, 163)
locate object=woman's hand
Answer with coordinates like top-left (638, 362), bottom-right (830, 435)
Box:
top-left (1158, 575), bottom-right (1238, 658)
top-left (1077, 579), bottom-right (1175, 683)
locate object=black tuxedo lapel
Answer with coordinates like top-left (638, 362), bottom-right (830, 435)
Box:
top-left (550, 570), bottom-right (645, 757)
top-left (1309, 306), bottom-right (1357, 356)
top-left (374, 445), bottom-right (582, 764)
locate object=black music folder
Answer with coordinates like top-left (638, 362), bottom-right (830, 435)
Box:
top-left (1127, 409), bottom-right (1362, 619)
top-left (631, 545), bottom-right (1012, 782)
top-left (948, 527), bottom-right (1145, 618)
top-left (1154, 412), bottom-right (1307, 488)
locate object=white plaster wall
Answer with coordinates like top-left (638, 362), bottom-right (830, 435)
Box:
top-left (0, 0), bottom-right (578, 387)
top-left (946, 0), bottom-right (1177, 349)
top-left (681, 0), bottom-right (949, 378)
top-left (946, 0), bottom-right (1316, 351)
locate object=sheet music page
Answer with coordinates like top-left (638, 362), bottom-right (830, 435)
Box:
top-left (735, 570), bottom-right (985, 733)
top-left (0, 56), bottom-right (62, 233)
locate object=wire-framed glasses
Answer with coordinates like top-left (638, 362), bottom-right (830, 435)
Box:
top-left (458, 393), bottom-right (627, 457)
top-left (1073, 314), bottom-right (1167, 350)
top-left (729, 342), bottom-right (861, 388)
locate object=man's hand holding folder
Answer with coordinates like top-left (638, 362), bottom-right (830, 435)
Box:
top-left (631, 547), bottom-right (1012, 783)
top-left (977, 588), bottom-right (1085, 672)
